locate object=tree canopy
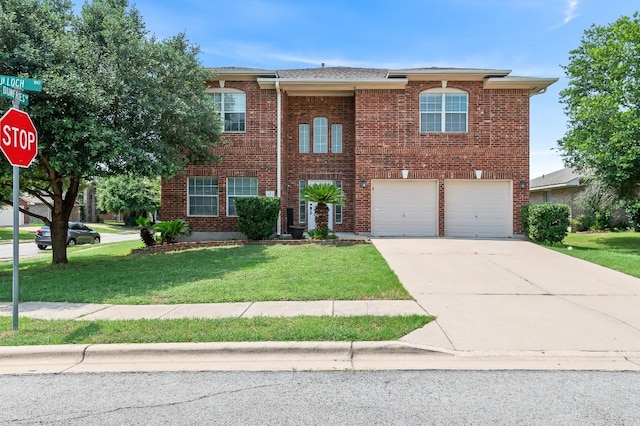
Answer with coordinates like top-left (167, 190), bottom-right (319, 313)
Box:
top-left (0, 0), bottom-right (222, 263)
top-left (96, 174), bottom-right (159, 223)
top-left (558, 13), bottom-right (640, 199)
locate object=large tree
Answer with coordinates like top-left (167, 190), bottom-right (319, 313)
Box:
top-left (0, 0), bottom-right (221, 263)
top-left (96, 175), bottom-right (160, 224)
top-left (558, 13), bottom-right (640, 200)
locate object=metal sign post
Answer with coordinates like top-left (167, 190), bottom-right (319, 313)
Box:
top-left (0, 77), bottom-right (41, 332)
top-left (11, 96), bottom-right (20, 332)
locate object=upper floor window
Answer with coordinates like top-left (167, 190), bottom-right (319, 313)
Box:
top-left (331, 124), bottom-right (343, 153)
top-left (313, 117), bottom-right (328, 153)
top-left (420, 89), bottom-right (468, 133)
top-left (299, 124), bottom-right (310, 153)
top-left (209, 89), bottom-right (246, 132)
top-left (300, 118), bottom-right (343, 154)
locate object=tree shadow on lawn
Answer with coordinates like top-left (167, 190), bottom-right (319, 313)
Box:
top-left (592, 235), bottom-right (640, 253)
top-left (1, 245), bottom-right (274, 304)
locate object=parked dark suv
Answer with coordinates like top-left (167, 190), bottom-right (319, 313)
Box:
top-left (35, 222), bottom-right (101, 250)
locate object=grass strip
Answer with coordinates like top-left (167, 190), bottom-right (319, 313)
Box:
top-left (0, 227), bottom-right (36, 243)
top-left (0, 315), bottom-right (433, 346)
top-left (549, 231), bottom-right (640, 279)
top-left (0, 243), bottom-right (411, 304)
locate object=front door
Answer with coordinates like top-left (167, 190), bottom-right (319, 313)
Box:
top-left (307, 180), bottom-right (334, 231)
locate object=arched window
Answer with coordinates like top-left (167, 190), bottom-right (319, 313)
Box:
top-left (420, 88), bottom-right (468, 133)
top-left (207, 88), bottom-right (246, 132)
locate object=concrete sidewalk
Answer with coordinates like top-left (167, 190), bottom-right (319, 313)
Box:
top-left (0, 300), bottom-right (426, 320)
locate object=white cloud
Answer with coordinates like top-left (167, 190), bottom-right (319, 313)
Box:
top-left (564, 0), bottom-right (579, 24)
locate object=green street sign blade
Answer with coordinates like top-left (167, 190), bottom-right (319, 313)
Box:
top-left (1, 85), bottom-right (29, 106)
top-left (0, 75), bottom-right (43, 92)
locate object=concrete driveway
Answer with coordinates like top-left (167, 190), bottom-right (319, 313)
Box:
top-left (372, 238), bottom-right (640, 353)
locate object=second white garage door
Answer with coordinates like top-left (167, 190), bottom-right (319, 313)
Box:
top-left (445, 180), bottom-right (512, 238)
top-left (371, 180), bottom-right (438, 237)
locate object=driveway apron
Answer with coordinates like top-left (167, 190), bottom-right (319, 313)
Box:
top-left (372, 238), bottom-right (640, 352)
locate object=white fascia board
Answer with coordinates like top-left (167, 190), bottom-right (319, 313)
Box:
top-left (485, 77), bottom-right (559, 94)
top-left (257, 78), bottom-right (408, 91)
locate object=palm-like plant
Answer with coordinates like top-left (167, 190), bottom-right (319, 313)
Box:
top-left (300, 183), bottom-right (345, 233)
top-left (153, 219), bottom-right (191, 244)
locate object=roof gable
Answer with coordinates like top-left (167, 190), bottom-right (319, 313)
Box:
top-left (530, 167), bottom-right (582, 190)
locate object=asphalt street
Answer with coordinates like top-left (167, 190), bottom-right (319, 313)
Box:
top-left (0, 232), bottom-right (140, 261)
top-left (1, 370), bottom-right (638, 425)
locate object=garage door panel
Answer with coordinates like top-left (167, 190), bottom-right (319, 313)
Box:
top-left (445, 180), bottom-right (512, 238)
top-left (371, 180), bottom-right (438, 237)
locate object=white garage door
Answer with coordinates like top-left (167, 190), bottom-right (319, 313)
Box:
top-left (445, 180), bottom-right (512, 238)
top-left (371, 180), bottom-right (438, 237)
top-left (0, 204), bottom-right (24, 227)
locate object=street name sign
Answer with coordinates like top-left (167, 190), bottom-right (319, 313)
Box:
top-left (1, 85), bottom-right (29, 106)
top-left (0, 75), bottom-right (43, 92)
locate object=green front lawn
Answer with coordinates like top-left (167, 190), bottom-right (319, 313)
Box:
top-left (0, 241), bottom-right (428, 346)
top-left (0, 315), bottom-right (433, 346)
top-left (0, 227), bottom-right (37, 243)
top-left (551, 231), bottom-right (640, 278)
top-left (0, 241), bottom-right (411, 304)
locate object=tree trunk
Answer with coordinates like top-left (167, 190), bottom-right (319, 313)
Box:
top-left (315, 203), bottom-right (329, 232)
top-left (50, 215), bottom-right (69, 264)
top-left (50, 176), bottom-right (80, 264)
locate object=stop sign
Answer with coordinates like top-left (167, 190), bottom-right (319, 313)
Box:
top-left (0, 108), bottom-right (38, 168)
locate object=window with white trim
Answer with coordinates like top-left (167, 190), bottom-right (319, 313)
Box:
top-left (188, 177), bottom-right (218, 216)
top-left (331, 124), bottom-right (342, 153)
top-left (209, 89), bottom-right (246, 132)
top-left (299, 124), bottom-right (310, 153)
top-left (334, 180), bottom-right (343, 224)
top-left (420, 89), bottom-right (468, 133)
top-left (299, 180), bottom-right (307, 222)
top-left (227, 177), bottom-right (258, 216)
top-left (313, 117), bottom-right (328, 153)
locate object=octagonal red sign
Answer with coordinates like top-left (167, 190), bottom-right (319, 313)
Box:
top-left (0, 108), bottom-right (38, 168)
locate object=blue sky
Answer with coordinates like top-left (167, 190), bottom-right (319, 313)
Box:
top-left (118, 0), bottom-right (637, 178)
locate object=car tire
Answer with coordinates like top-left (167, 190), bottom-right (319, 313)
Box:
top-left (37, 244), bottom-right (47, 250)
top-left (67, 239), bottom-right (76, 247)
top-left (93, 236), bottom-right (100, 244)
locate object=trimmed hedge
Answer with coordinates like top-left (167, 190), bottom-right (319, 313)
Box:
top-left (236, 197), bottom-right (281, 240)
top-left (522, 203), bottom-right (570, 244)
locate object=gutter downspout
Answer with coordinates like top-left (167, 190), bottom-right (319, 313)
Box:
top-left (276, 80), bottom-right (282, 236)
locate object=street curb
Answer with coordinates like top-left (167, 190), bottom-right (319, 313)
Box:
top-left (1, 342), bottom-right (640, 374)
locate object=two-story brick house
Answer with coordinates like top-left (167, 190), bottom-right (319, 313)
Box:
top-left (161, 66), bottom-right (556, 239)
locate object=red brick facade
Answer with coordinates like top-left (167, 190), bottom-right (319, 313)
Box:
top-left (161, 67), bottom-right (555, 237)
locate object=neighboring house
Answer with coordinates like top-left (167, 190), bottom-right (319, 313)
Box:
top-left (529, 167), bottom-right (583, 218)
top-left (0, 197), bottom-right (33, 226)
top-left (23, 196), bottom-right (81, 224)
top-left (162, 66), bottom-right (557, 238)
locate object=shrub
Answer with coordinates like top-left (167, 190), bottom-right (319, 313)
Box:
top-left (307, 228), bottom-right (337, 240)
top-left (626, 199), bottom-right (640, 232)
top-left (136, 216), bottom-right (155, 247)
top-left (524, 203), bottom-right (570, 244)
top-left (521, 204), bottom-right (530, 236)
top-left (153, 219), bottom-right (190, 244)
top-left (236, 197), bottom-right (281, 240)
top-left (571, 214), bottom-right (594, 232)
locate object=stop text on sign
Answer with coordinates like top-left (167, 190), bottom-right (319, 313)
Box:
top-left (2, 124), bottom-right (36, 151)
